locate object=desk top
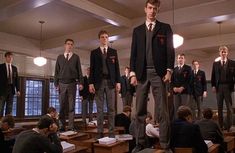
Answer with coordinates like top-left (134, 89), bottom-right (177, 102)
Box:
top-left (65, 146), bottom-right (88, 153)
top-left (59, 132), bottom-right (88, 141)
top-left (208, 144), bottom-right (220, 153)
top-left (94, 141), bottom-right (127, 147)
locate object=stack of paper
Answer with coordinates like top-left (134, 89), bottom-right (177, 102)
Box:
top-left (204, 140), bottom-right (213, 148)
top-left (60, 131), bottom-right (77, 136)
top-left (61, 141), bottom-right (75, 152)
top-left (98, 137), bottom-right (116, 145)
top-left (115, 134), bottom-right (133, 141)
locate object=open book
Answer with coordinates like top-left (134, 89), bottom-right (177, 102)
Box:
top-left (61, 141), bottom-right (75, 152)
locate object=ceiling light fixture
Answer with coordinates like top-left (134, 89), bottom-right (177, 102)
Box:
top-left (172, 0), bottom-right (184, 48)
top-left (34, 21), bottom-right (47, 66)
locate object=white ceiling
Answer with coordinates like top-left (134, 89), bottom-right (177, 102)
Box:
top-left (0, 0), bottom-right (235, 67)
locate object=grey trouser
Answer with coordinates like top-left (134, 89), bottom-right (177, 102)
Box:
top-left (95, 79), bottom-right (115, 135)
top-left (173, 94), bottom-right (190, 117)
top-left (82, 98), bottom-right (94, 123)
top-left (134, 69), bottom-right (170, 149)
top-left (59, 82), bottom-right (76, 129)
top-left (122, 91), bottom-right (133, 107)
top-left (216, 84), bottom-right (233, 130)
top-left (0, 85), bottom-right (14, 117)
top-left (192, 95), bottom-right (203, 119)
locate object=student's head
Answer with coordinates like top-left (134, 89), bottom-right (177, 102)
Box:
top-left (177, 53), bottom-right (185, 65)
top-left (86, 67), bottom-right (90, 75)
top-left (1, 114), bottom-right (15, 131)
top-left (177, 106), bottom-right (192, 122)
top-left (47, 107), bottom-right (57, 119)
top-left (123, 105), bottom-right (132, 117)
top-left (37, 116), bottom-right (57, 136)
top-left (202, 108), bottom-right (213, 119)
top-left (192, 60), bottom-right (199, 70)
top-left (5, 52), bottom-right (13, 63)
top-left (64, 38), bottom-right (74, 53)
top-left (145, 0), bottom-right (160, 22)
top-left (124, 66), bottom-right (130, 74)
top-left (98, 30), bottom-right (109, 46)
top-left (145, 112), bottom-right (153, 124)
top-left (219, 45), bottom-right (228, 60)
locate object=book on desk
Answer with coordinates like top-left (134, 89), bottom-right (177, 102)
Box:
top-left (60, 131), bottom-right (77, 137)
top-left (61, 141), bottom-right (75, 152)
top-left (204, 140), bottom-right (213, 148)
top-left (115, 134), bottom-right (133, 141)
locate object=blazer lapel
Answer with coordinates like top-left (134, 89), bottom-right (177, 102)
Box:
top-left (152, 20), bottom-right (161, 37)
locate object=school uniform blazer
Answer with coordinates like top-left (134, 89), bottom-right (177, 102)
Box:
top-left (192, 70), bottom-right (207, 97)
top-left (211, 59), bottom-right (235, 92)
top-left (130, 20), bottom-right (175, 81)
top-left (0, 63), bottom-right (19, 96)
top-left (89, 47), bottom-right (121, 89)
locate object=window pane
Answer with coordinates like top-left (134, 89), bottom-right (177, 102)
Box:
top-left (25, 80), bottom-right (43, 116)
top-left (49, 81), bottom-right (60, 112)
top-left (75, 85), bottom-right (82, 114)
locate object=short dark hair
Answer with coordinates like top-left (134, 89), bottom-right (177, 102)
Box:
top-left (98, 30), bottom-right (109, 39)
top-left (1, 114), bottom-right (15, 128)
top-left (37, 116), bottom-right (54, 129)
top-left (178, 53), bottom-right (185, 57)
top-left (202, 108), bottom-right (213, 119)
top-left (123, 105), bottom-right (132, 113)
top-left (47, 107), bottom-right (56, 114)
top-left (192, 60), bottom-right (199, 64)
top-left (64, 38), bottom-right (74, 44)
top-left (177, 106), bottom-right (192, 120)
top-left (145, 0), bottom-right (161, 7)
top-left (125, 66), bottom-right (130, 70)
top-left (5, 52), bottom-right (13, 57)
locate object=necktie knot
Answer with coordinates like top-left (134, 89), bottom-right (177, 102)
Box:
top-left (66, 53), bottom-right (69, 60)
top-left (148, 23), bottom-right (153, 31)
top-left (103, 48), bottom-right (107, 54)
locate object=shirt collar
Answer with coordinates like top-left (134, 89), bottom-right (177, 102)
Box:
top-left (221, 58), bottom-right (227, 63)
top-left (64, 52), bottom-right (73, 58)
top-left (145, 20), bottom-right (156, 29)
top-left (100, 46), bottom-right (108, 51)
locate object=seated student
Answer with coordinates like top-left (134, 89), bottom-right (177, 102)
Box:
top-left (115, 105), bottom-right (131, 134)
top-left (12, 116), bottom-right (62, 153)
top-left (45, 107), bottom-right (59, 128)
top-left (145, 112), bottom-right (159, 149)
top-left (195, 108), bottom-right (224, 153)
top-left (0, 114), bottom-right (15, 153)
top-left (170, 106), bottom-right (208, 153)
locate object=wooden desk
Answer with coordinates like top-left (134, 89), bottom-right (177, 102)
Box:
top-left (208, 144), bottom-right (220, 153)
top-left (84, 128), bottom-right (119, 138)
top-left (94, 141), bottom-right (128, 153)
top-left (174, 144), bottom-right (220, 153)
top-left (60, 132), bottom-right (88, 141)
top-left (65, 146), bottom-right (88, 153)
top-left (224, 136), bottom-right (235, 153)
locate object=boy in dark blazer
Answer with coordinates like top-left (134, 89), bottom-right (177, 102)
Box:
top-left (129, 0), bottom-right (175, 152)
top-left (191, 60), bottom-right (207, 119)
top-left (0, 52), bottom-right (20, 117)
top-left (211, 46), bottom-right (235, 131)
top-left (171, 53), bottom-right (192, 117)
top-left (89, 30), bottom-right (121, 138)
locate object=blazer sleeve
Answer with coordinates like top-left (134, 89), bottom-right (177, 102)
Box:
top-left (130, 28), bottom-right (137, 74)
top-left (54, 56), bottom-right (60, 87)
top-left (89, 51), bottom-right (95, 85)
top-left (202, 71), bottom-right (207, 92)
top-left (166, 24), bottom-right (175, 70)
top-left (115, 50), bottom-right (121, 83)
top-left (193, 124), bottom-right (208, 153)
top-left (14, 66), bottom-right (20, 92)
top-left (76, 55), bottom-right (84, 85)
top-left (211, 62), bottom-right (216, 88)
